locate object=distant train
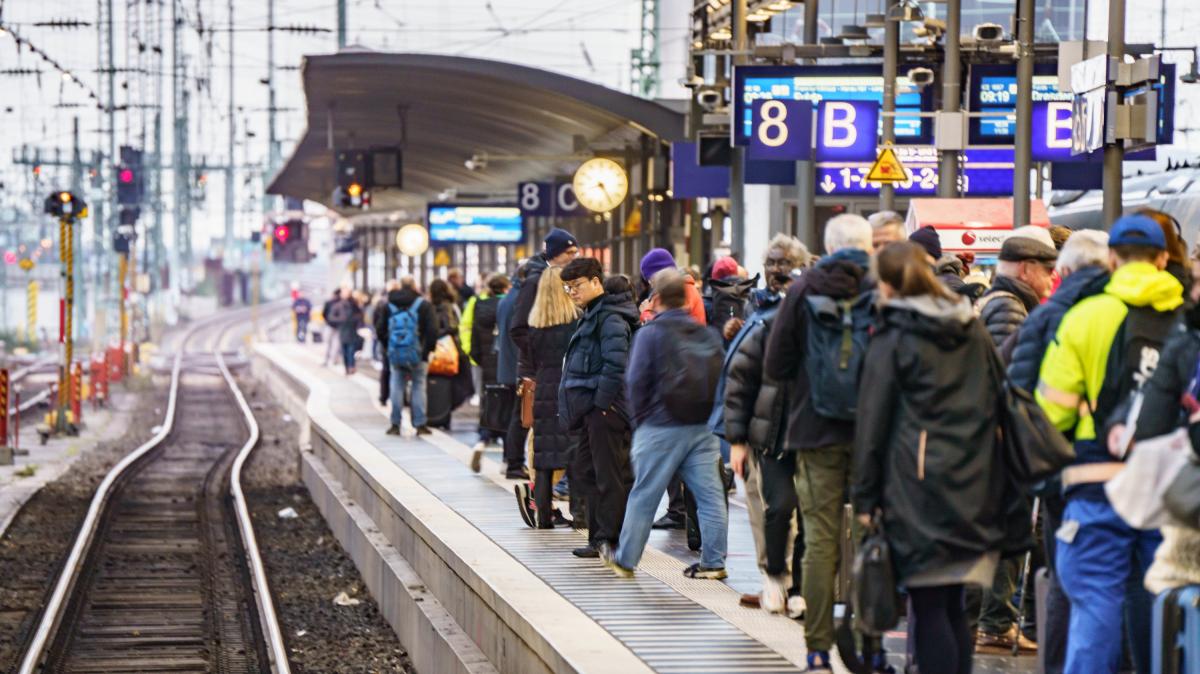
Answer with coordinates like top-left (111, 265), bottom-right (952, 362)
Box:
top-left (1048, 167), bottom-right (1200, 246)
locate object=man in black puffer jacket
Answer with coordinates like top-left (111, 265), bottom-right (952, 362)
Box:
top-left (977, 231), bottom-right (1058, 356)
top-left (559, 257), bottom-right (640, 559)
top-left (971, 229), bottom-right (1057, 652)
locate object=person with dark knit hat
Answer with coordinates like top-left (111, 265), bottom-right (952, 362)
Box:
top-left (909, 225), bottom-right (943, 263)
top-left (506, 227), bottom-right (579, 479)
top-left (638, 248), bottom-right (706, 324)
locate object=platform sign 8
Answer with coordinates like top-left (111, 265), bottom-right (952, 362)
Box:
top-left (518, 182), bottom-right (553, 217)
top-left (748, 99), bottom-right (814, 161)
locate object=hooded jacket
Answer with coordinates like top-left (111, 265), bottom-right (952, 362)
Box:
top-left (853, 294), bottom-right (1030, 583)
top-left (558, 290), bottom-right (640, 429)
top-left (763, 249), bottom-right (872, 451)
top-left (374, 287), bottom-right (439, 361)
top-left (495, 275), bottom-right (522, 386)
top-left (509, 253), bottom-right (550, 374)
top-left (1007, 265), bottom-right (1110, 394)
top-left (720, 292), bottom-right (786, 451)
top-left (1037, 262), bottom-right (1184, 497)
top-left (977, 274), bottom-right (1041, 350)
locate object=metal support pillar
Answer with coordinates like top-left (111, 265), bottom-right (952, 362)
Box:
top-left (937, 0), bottom-right (963, 197)
top-left (225, 0), bottom-right (235, 256)
top-left (796, 0), bottom-right (819, 250)
top-left (337, 0), bottom-right (347, 49)
top-left (1013, 0), bottom-right (1035, 226)
top-left (880, 0), bottom-right (899, 211)
top-left (729, 0), bottom-right (748, 259)
top-left (1102, 0), bottom-right (1126, 225)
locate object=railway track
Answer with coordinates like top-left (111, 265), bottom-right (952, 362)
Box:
top-left (17, 308), bottom-right (290, 674)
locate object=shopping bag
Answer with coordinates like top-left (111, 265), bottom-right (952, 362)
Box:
top-left (1106, 428), bottom-right (1191, 529)
top-left (428, 335), bottom-right (460, 376)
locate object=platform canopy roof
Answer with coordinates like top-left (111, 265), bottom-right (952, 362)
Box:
top-left (267, 50), bottom-right (686, 214)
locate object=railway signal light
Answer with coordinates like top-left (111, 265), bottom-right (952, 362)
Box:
top-left (43, 190), bottom-right (88, 219)
top-left (274, 223), bottom-right (291, 244)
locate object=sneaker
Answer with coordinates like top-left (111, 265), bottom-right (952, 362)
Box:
top-left (682, 563), bottom-right (727, 580)
top-left (415, 426), bottom-right (432, 436)
top-left (469, 442), bottom-right (484, 473)
top-left (761, 574), bottom-right (788, 614)
top-left (385, 425), bottom-right (401, 435)
top-left (602, 547), bottom-right (634, 578)
top-left (505, 466), bottom-right (530, 480)
top-left (651, 514), bottom-right (686, 530)
top-left (513, 484), bottom-right (535, 529)
top-left (551, 509), bottom-right (570, 527)
top-left (806, 650), bottom-right (833, 671)
top-left (976, 624), bottom-right (1037, 653)
top-left (571, 545), bottom-right (599, 559)
top-left (739, 593), bottom-right (761, 609)
top-left (786, 594), bottom-right (807, 620)
top-left (552, 478), bottom-right (570, 500)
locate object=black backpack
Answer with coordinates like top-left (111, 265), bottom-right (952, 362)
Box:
top-left (1090, 304), bottom-right (1179, 430)
top-left (707, 277), bottom-right (757, 330)
top-left (803, 292), bottom-right (875, 421)
top-left (658, 317), bottom-right (724, 424)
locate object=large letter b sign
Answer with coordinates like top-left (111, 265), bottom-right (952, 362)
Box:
top-left (816, 100), bottom-right (878, 161)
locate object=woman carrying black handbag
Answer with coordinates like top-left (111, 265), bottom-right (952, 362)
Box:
top-left (852, 243), bottom-right (1031, 674)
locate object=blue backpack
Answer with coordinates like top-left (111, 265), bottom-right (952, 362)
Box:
top-left (387, 298), bottom-right (423, 367)
top-left (803, 291), bottom-right (874, 421)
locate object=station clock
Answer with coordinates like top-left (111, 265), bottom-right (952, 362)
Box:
top-left (572, 158), bottom-right (628, 213)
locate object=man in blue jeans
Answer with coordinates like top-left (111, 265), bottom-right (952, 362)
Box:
top-left (375, 277), bottom-right (439, 436)
top-left (605, 269), bottom-right (728, 579)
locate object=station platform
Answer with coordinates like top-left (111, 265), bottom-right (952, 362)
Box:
top-left (252, 338), bottom-right (1038, 674)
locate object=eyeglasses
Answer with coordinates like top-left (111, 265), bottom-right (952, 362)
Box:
top-left (564, 280), bottom-right (589, 294)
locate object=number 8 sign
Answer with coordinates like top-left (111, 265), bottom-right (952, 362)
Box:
top-left (748, 99), bottom-right (814, 162)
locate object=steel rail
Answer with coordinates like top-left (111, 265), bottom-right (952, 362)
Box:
top-left (216, 314), bottom-right (293, 674)
top-left (15, 328), bottom-right (189, 674)
top-left (17, 307), bottom-right (292, 673)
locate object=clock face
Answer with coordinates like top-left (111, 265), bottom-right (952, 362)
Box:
top-left (572, 158), bottom-right (629, 213)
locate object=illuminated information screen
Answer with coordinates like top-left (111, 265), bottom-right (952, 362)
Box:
top-left (734, 65), bottom-right (933, 146)
top-left (427, 204), bottom-right (524, 244)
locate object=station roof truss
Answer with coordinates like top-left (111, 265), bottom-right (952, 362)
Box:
top-left (267, 51), bottom-right (686, 213)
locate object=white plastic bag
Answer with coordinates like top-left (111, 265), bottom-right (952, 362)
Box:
top-left (1106, 428), bottom-right (1191, 529)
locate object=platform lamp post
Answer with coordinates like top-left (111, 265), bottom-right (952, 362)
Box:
top-left (44, 191), bottom-right (87, 435)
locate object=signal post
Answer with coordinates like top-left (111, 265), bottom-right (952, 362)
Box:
top-left (44, 190), bottom-right (87, 435)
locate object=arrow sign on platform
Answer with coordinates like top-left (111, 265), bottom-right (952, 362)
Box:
top-left (819, 175), bottom-right (836, 193)
top-left (866, 145), bottom-right (908, 183)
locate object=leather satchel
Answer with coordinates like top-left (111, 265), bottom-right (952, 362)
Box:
top-left (518, 378), bottom-right (536, 429)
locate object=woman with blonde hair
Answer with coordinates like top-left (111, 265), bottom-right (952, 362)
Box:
top-left (515, 266), bottom-right (581, 528)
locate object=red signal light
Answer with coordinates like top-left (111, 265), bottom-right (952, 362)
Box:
top-left (273, 224), bottom-right (291, 244)
top-left (119, 168), bottom-right (134, 184)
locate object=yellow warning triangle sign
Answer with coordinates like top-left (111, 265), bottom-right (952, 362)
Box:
top-left (866, 146), bottom-right (908, 183)
top-left (433, 248), bottom-right (451, 267)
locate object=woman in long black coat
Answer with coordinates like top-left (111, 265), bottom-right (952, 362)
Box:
top-left (517, 266), bottom-right (579, 529)
top-left (853, 242), bottom-right (1029, 674)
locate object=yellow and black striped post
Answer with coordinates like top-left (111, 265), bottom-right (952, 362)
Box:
top-left (26, 280), bottom-right (37, 346)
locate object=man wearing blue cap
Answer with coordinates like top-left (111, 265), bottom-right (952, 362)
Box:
top-left (1035, 213), bottom-right (1184, 674)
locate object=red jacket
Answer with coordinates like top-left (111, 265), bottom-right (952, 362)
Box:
top-left (640, 276), bottom-right (706, 325)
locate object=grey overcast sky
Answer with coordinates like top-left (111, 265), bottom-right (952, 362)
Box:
top-left (0, 0), bottom-right (689, 246)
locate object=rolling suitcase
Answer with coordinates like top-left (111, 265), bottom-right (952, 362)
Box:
top-left (425, 374), bottom-right (454, 429)
top-left (480, 383), bottom-right (515, 434)
top-left (1154, 586), bottom-right (1200, 674)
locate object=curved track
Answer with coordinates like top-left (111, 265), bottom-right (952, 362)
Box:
top-left (17, 306), bottom-right (291, 674)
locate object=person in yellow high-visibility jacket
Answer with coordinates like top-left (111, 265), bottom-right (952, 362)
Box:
top-left (1035, 214), bottom-right (1183, 674)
